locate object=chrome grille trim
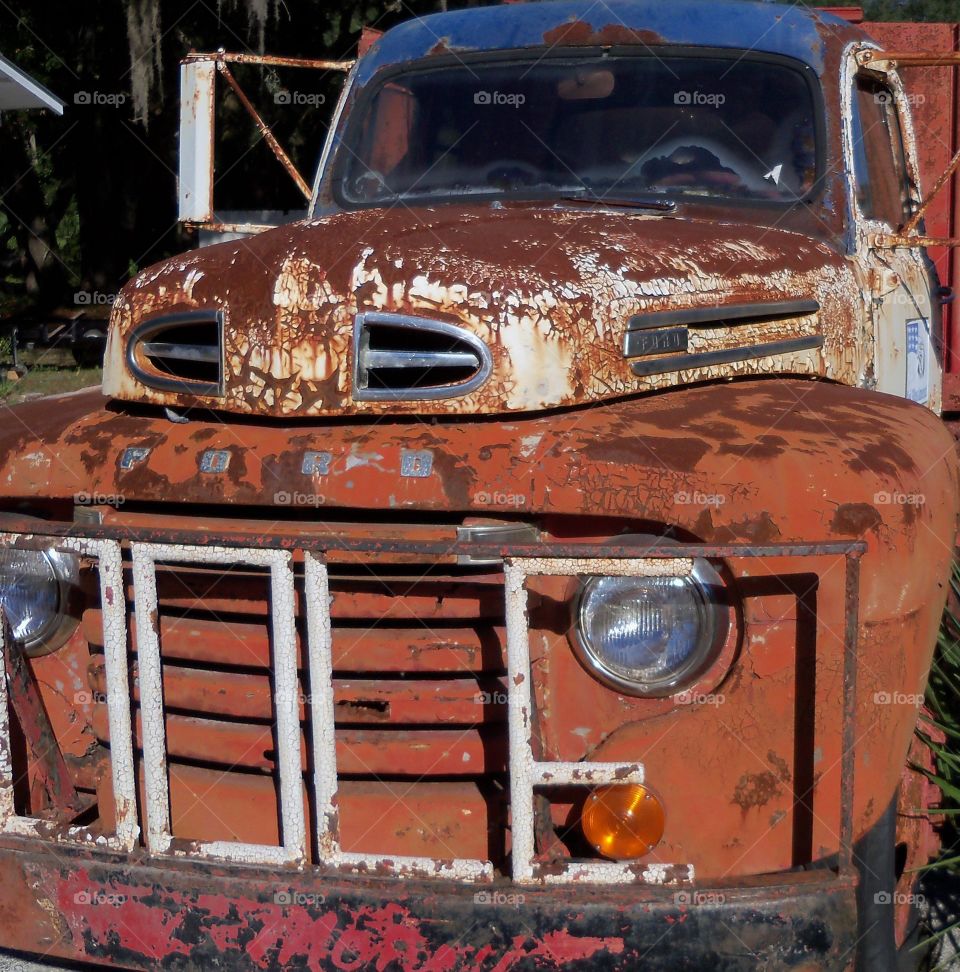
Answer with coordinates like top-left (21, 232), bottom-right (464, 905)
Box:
top-left (353, 311), bottom-right (493, 402)
top-left (364, 349), bottom-right (479, 369)
top-left (629, 335), bottom-right (824, 377)
top-left (626, 298), bottom-right (821, 332)
top-left (126, 309), bottom-right (224, 398)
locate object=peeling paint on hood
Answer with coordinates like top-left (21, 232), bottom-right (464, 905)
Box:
top-left (103, 203), bottom-right (859, 418)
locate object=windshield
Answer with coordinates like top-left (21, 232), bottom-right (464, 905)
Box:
top-left (333, 52), bottom-right (819, 208)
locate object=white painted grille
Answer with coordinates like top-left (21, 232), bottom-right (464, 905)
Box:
top-left (0, 535), bottom-right (694, 886)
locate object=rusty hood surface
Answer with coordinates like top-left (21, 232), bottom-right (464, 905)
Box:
top-left (102, 204), bottom-right (859, 418)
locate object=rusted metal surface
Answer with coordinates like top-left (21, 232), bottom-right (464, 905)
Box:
top-left (872, 234), bottom-right (960, 249)
top-left (114, 8), bottom-right (940, 420)
top-left (178, 59), bottom-right (215, 224)
top-left (184, 51), bottom-right (354, 71)
top-left (0, 840), bottom-right (859, 970)
top-left (48, 534), bottom-right (722, 886)
top-left (840, 551), bottom-right (861, 871)
top-left (895, 726), bottom-right (944, 945)
top-left (0, 377), bottom-right (953, 887)
top-left (181, 219), bottom-right (286, 235)
top-left (851, 46), bottom-right (960, 246)
top-left (506, 557), bottom-right (677, 885)
top-left (358, 27), bottom-right (382, 59)
top-left (0, 0), bottom-right (958, 965)
top-left (0, 619), bottom-right (15, 825)
top-left (82, 609), bottom-right (503, 671)
top-left (104, 206), bottom-right (859, 418)
top-left (87, 665), bottom-right (508, 724)
top-left (2, 620), bottom-right (83, 819)
top-left (858, 49), bottom-right (960, 67)
top-left (178, 50), bottom-right (354, 228)
top-left (0, 538), bottom-right (138, 854)
top-left (119, 5), bottom-right (880, 418)
top-left (899, 145), bottom-right (960, 238)
top-left (116, 14), bottom-right (937, 416)
top-left (855, 19), bottom-right (960, 397)
top-left (130, 542), bottom-right (305, 866)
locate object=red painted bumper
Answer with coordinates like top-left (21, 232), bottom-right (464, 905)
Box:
top-left (0, 836), bottom-right (857, 971)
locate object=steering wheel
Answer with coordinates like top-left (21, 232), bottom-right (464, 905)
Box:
top-left (484, 159), bottom-right (542, 187)
top-left (653, 169), bottom-right (746, 190)
top-left (352, 169), bottom-right (391, 200)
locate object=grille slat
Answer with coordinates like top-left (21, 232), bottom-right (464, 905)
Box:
top-left (123, 574), bottom-right (506, 620)
top-left (83, 610), bottom-right (507, 673)
top-left (93, 707), bottom-right (506, 777)
top-left (90, 663), bottom-right (508, 725)
top-left (140, 341), bottom-right (220, 363)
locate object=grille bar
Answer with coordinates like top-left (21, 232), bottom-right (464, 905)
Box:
top-left (304, 552), bottom-right (338, 859)
top-left (131, 542), bottom-right (306, 865)
top-left (0, 619), bottom-right (15, 822)
top-left (0, 537), bottom-right (138, 851)
top-left (302, 552), bottom-right (494, 881)
top-left (505, 557), bottom-right (691, 885)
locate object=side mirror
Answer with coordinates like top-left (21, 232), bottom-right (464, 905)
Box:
top-left (178, 59), bottom-right (216, 225)
top-left (176, 52), bottom-right (354, 235)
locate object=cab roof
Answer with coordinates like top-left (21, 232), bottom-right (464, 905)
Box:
top-left (355, 0), bottom-right (865, 84)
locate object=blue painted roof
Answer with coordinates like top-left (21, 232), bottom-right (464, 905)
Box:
top-left (356, 0), bottom-right (860, 84)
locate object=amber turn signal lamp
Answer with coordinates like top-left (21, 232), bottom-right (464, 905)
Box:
top-left (581, 783), bottom-right (665, 860)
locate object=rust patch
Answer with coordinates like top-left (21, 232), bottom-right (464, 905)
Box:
top-left (711, 512), bottom-right (781, 545)
top-left (428, 38), bottom-right (453, 56)
top-left (846, 441), bottom-right (917, 478)
top-left (717, 435), bottom-right (789, 460)
top-left (831, 503), bottom-right (883, 537)
top-left (542, 21), bottom-right (665, 47)
top-left (581, 435), bottom-right (710, 474)
top-left (767, 750), bottom-right (791, 783)
top-left (732, 771), bottom-right (783, 812)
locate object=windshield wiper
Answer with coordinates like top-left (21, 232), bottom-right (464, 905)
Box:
top-left (560, 192), bottom-right (678, 213)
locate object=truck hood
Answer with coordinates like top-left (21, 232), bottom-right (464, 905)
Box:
top-left (103, 203), bottom-right (858, 417)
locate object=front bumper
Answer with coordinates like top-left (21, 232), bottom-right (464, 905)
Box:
top-left (0, 837), bottom-right (857, 971)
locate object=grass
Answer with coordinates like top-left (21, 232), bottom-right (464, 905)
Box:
top-left (923, 567), bottom-right (960, 834)
top-left (913, 565), bottom-right (960, 967)
top-left (0, 348), bottom-right (101, 406)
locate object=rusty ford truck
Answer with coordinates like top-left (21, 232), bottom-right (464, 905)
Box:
top-left (0, 1), bottom-right (958, 969)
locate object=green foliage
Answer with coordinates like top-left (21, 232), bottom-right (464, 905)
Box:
top-left (911, 566), bottom-right (960, 962)
top-left (0, 0), bottom-right (443, 311)
top-left (923, 567), bottom-right (960, 841)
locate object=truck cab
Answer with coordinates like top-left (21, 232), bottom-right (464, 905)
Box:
top-left (0, 2), bottom-right (956, 969)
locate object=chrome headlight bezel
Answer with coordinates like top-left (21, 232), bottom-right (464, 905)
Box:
top-left (571, 557), bottom-right (731, 698)
top-left (0, 546), bottom-right (81, 657)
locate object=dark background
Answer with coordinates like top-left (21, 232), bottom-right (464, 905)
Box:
top-left (0, 0), bottom-right (954, 313)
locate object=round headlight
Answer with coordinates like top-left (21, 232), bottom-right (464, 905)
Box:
top-left (0, 547), bottom-right (80, 656)
top-left (573, 560), bottom-right (728, 697)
